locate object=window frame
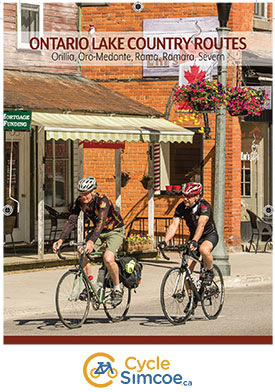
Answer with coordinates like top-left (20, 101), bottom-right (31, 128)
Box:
top-left (17, 1), bottom-right (44, 50)
top-left (44, 139), bottom-right (72, 211)
top-left (241, 159), bottom-right (252, 198)
top-left (254, 2), bottom-right (267, 18)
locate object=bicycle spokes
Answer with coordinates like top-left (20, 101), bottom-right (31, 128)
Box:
top-left (160, 268), bottom-right (194, 325)
top-left (201, 265), bottom-right (225, 320)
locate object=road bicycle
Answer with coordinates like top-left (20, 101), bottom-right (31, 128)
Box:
top-left (159, 244), bottom-right (225, 325)
top-left (55, 241), bottom-right (131, 329)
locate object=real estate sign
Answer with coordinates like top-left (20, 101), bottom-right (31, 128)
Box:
top-left (4, 110), bottom-right (32, 131)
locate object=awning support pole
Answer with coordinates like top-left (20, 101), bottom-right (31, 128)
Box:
top-left (148, 143), bottom-right (154, 245)
top-left (115, 149), bottom-right (121, 214)
top-left (37, 126), bottom-right (45, 260)
top-left (77, 144), bottom-right (84, 242)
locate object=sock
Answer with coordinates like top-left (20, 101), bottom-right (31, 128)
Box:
top-left (114, 284), bottom-right (121, 292)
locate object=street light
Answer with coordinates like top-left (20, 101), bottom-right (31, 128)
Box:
top-left (212, 3), bottom-right (232, 276)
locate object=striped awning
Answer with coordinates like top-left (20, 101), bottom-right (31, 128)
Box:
top-left (32, 112), bottom-right (194, 143)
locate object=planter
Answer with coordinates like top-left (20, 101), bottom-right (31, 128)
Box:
top-left (191, 105), bottom-right (215, 113)
top-left (166, 185), bottom-right (173, 191)
top-left (174, 80), bottom-right (226, 114)
top-left (141, 178), bottom-right (154, 190)
top-left (123, 240), bottom-right (152, 252)
top-left (226, 87), bottom-right (269, 117)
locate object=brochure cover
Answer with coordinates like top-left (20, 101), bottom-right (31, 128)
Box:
top-left (1, 1), bottom-right (273, 391)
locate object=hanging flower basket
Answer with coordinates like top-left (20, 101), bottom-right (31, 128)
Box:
top-left (140, 175), bottom-right (154, 190)
top-left (174, 80), bottom-right (227, 113)
top-left (226, 87), bottom-right (269, 117)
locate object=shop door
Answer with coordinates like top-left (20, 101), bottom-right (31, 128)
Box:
top-left (5, 132), bottom-right (30, 243)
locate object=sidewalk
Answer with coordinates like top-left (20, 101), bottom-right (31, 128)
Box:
top-left (3, 249), bottom-right (272, 288)
top-left (157, 251), bottom-right (272, 288)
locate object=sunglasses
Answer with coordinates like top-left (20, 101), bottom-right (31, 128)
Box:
top-left (183, 194), bottom-right (194, 199)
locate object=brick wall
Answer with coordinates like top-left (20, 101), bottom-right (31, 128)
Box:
top-left (81, 3), bottom-right (265, 249)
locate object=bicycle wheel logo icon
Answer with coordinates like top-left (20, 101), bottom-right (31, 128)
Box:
top-left (83, 352), bottom-right (118, 388)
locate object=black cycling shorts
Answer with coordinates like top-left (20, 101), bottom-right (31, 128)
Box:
top-left (198, 232), bottom-right (219, 250)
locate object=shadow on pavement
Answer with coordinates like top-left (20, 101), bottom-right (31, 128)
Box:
top-left (13, 312), bottom-right (207, 331)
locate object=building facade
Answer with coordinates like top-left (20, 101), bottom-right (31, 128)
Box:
top-left (3, 2), bottom-right (273, 253)
top-left (80, 2), bottom-right (272, 250)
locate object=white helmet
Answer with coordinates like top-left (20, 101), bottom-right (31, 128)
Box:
top-left (77, 176), bottom-right (97, 192)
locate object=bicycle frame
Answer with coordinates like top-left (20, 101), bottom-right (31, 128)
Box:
top-left (180, 250), bottom-right (205, 302)
top-left (71, 247), bottom-right (113, 306)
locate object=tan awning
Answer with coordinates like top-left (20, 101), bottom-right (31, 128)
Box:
top-left (32, 112), bottom-right (194, 143)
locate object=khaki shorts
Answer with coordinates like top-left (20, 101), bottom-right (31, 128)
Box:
top-left (88, 227), bottom-right (125, 255)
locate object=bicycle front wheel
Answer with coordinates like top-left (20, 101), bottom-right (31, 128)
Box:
top-left (103, 283), bottom-right (131, 323)
top-left (160, 267), bottom-right (194, 325)
top-left (55, 270), bottom-right (90, 329)
top-left (201, 264), bottom-right (225, 320)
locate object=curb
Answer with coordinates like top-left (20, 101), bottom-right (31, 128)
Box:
top-left (4, 250), bottom-right (158, 272)
top-left (224, 275), bottom-right (272, 288)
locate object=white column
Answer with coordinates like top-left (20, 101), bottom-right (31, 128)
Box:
top-left (148, 143), bottom-right (154, 245)
top-left (77, 143), bottom-right (84, 243)
top-left (37, 127), bottom-right (45, 259)
top-left (115, 148), bottom-right (121, 213)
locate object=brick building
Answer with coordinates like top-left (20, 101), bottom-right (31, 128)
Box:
top-left (80, 2), bottom-right (273, 251)
top-left (3, 2), bottom-right (272, 254)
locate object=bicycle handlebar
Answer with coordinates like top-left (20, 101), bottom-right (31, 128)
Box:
top-left (56, 241), bottom-right (103, 261)
top-left (158, 243), bottom-right (200, 262)
top-left (158, 247), bottom-right (170, 261)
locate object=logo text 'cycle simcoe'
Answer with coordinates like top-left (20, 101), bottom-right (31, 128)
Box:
top-left (83, 352), bottom-right (193, 387)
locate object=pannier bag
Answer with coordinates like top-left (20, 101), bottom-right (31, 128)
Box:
top-left (118, 256), bottom-right (143, 289)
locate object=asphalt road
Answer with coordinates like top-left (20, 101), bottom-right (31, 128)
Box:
top-left (4, 262), bottom-right (272, 336)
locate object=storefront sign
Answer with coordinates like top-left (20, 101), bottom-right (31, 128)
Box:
top-left (79, 140), bottom-right (125, 149)
top-left (4, 110), bottom-right (32, 131)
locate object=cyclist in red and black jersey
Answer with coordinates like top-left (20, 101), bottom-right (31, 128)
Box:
top-left (53, 176), bottom-right (125, 306)
top-left (158, 182), bottom-right (218, 287)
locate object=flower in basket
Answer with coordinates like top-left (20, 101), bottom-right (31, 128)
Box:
top-left (226, 86), bottom-right (269, 117)
top-left (174, 80), bottom-right (227, 113)
top-left (124, 234), bottom-right (152, 252)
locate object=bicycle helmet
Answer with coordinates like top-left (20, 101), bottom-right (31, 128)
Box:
top-left (77, 176), bottom-right (97, 192)
top-left (182, 182), bottom-right (203, 196)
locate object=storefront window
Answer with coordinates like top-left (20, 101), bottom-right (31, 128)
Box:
top-left (45, 140), bottom-right (71, 208)
top-left (169, 133), bottom-right (203, 186)
top-left (241, 160), bottom-right (251, 197)
top-left (5, 142), bottom-right (19, 227)
top-left (241, 122), bottom-right (271, 217)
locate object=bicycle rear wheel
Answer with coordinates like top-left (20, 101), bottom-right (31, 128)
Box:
top-left (55, 269), bottom-right (90, 329)
top-left (160, 267), bottom-right (194, 325)
top-left (103, 283), bottom-right (131, 323)
top-left (201, 264), bottom-right (225, 320)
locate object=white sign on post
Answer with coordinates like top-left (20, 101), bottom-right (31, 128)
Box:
top-left (142, 16), bottom-right (219, 84)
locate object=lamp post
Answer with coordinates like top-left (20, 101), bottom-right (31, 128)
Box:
top-left (212, 3), bottom-right (232, 276)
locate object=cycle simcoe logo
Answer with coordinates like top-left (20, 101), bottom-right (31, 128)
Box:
top-left (83, 352), bottom-right (193, 388)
